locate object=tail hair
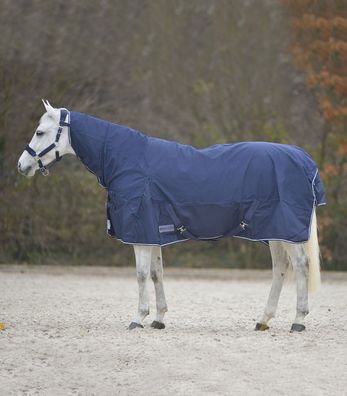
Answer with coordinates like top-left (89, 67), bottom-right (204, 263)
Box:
top-left (304, 208), bottom-right (321, 292)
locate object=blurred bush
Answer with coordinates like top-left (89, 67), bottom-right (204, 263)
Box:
top-left (1, 0), bottom-right (341, 269)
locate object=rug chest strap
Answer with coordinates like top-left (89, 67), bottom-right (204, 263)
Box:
top-left (240, 199), bottom-right (260, 231)
top-left (164, 203), bottom-right (200, 240)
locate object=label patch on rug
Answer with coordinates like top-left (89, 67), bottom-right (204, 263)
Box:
top-left (159, 224), bottom-right (175, 233)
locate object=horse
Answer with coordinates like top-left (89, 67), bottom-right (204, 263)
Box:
top-left (18, 100), bottom-right (326, 332)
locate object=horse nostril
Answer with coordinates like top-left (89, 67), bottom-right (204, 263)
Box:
top-left (18, 163), bottom-right (32, 175)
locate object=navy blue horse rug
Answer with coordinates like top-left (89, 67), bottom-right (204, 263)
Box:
top-left (69, 111), bottom-right (326, 246)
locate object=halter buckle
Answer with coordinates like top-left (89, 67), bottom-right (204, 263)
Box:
top-left (40, 167), bottom-right (49, 176)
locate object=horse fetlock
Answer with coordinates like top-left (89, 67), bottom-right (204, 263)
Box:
top-left (296, 309), bottom-right (309, 319)
top-left (300, 310), bottom-right (309, 317)
top-left (157, 304), bottom-right (168, 313)
top-left (139, 308), bottom-right (150, 318)
top-left (265, 309), bottom-right (275, 320)
top-left (294, 309), bottom-right (309, 326)
top-left (260, 309), bottom-right (275, 324)
top-left (155, 306), bottom-right (167, 323)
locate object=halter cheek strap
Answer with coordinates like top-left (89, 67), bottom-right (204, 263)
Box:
top-left (25, 109), bottom-right (70, 176)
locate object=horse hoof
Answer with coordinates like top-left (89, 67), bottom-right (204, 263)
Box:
top-left (255, 322), bottom-right (269, 331)
top-left (290, 323), bottom-right (306, 332)
top-left (128, 322), bottom-right (144, 330)
top-left (151, 320), bottom-right (165, 329)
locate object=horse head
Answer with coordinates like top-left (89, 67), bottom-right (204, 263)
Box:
top-left (18, 100), bottom-right (73, 177)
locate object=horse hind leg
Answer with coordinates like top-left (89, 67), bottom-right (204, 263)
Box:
top-left (255, 241), bottom-right (289, 331)
top-left (283, 243), bottom-right (309, 332)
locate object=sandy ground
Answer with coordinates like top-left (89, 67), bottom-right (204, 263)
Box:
top-left (0, 265), bottom-right (346, 396)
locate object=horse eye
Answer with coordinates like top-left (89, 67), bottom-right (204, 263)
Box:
top-left (36, 131), bottom-right (45, 136)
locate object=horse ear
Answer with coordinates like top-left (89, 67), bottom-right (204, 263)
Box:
top-left (42, 99), bottom-right (50, 112)
top-left (41, 99), bottom-right (55, 115)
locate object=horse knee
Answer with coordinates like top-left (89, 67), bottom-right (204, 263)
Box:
top-left (150, 262), bottom-right (163, 283)
top-left (150, 270), bottom-right (158, 283)
top-left (137, 270), bottom-right (148, 283)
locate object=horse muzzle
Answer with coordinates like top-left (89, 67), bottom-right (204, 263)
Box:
top-left (18, 162), bottom-right (34, 177)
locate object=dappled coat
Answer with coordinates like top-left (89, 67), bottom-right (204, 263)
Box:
top-left (69, 111), bottom-right (326, 246)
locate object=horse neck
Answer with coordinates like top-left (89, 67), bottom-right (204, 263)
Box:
top-left (64, 134), bottom-right (76, 156)
top-left (68, 111), bottom-right (111, 183)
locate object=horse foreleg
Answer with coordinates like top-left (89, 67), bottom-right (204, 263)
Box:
top-left (129, 245), bottom-right (152, 330)
top-left (284, 243), bottom-right (309, 332)
top-left (255, 241), bottom-right (289, 331)
top-left (150, 246), bottom-right (168, 329)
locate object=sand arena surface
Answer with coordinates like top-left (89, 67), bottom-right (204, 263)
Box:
top-left (0, 265), bottom-right (346, 396)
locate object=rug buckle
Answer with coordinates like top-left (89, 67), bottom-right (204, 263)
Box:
top-left (177, 225), bottom-right (186, 235)
top-left (240, 221), bottom-right (248, 230)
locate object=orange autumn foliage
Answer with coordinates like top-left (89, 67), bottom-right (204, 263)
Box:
top-left (307, 71), bottom-right (347, 97)
top-left (283, 0), bottom-right (347, 165)
top-left (321, 163), bottom-right (338, 178)
top-left (283, 1), bottom-right (347, 267)
top-left (292, 14), bottom-right (347, 39)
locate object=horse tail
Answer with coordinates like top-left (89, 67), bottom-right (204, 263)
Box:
top-left (304, 208), bottom-right (321, 292)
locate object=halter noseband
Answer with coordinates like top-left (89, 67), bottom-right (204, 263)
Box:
top-left (25, 109), bottom-right (70, 176)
